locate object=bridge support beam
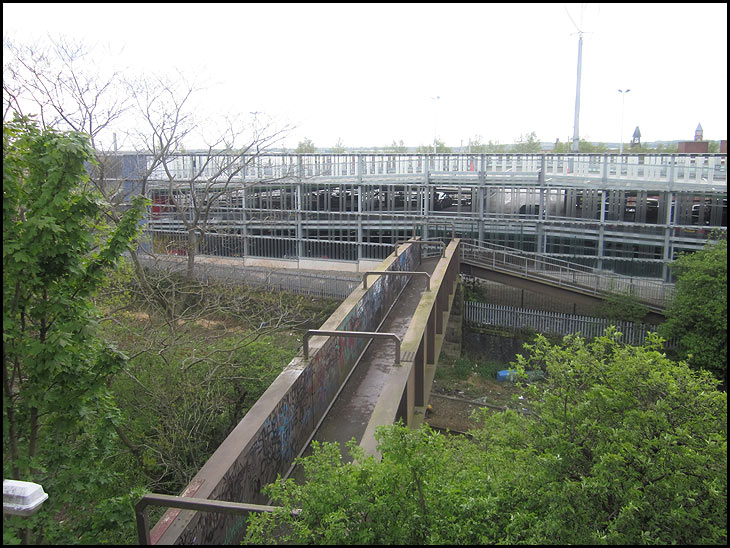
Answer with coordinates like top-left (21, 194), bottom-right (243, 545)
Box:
top-left (427, 307), bottom-right (435, 363)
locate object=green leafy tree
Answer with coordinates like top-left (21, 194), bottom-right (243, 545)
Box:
top-left (552, 139), bottom-right (570, 153)
top-left (580, 139), bottom-right (608, 153)
top-left (553, 138), bottom-right (610, 153)
top-left (3, 118), bottom-right (146, 543)
top-left (656, 142), bottom-right (679, 153)
top-left (616, 141), bottom-right (681, 154)
top-left (593, 291), bottom-right (649, 324)
top-left (660, 237), bottom-right (727, 386)
top-left (245, 329), bottom-right (727, 545)
top-left (502, 330), bottom-right (727, 544)
top-left (511, 131), bottom-right (541, 153)
top-left (295, 137), bottom-right (316, 153)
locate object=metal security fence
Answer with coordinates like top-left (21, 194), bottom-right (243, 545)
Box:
top-left (139, 229), bottom-right (395, 263)
top-left (464, 301), bottom-right (676, 347)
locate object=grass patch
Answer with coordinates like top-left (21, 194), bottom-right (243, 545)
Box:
top-left (436, 357), bottom-right (506, 383)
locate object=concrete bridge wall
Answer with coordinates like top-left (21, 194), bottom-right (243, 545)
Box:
top-left (151, 242), bottom-right (421, 545)
top-left (359, 239), bottom-right (461, 455)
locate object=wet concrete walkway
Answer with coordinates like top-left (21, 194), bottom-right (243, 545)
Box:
top-left (289, 257), bottom-right (440, 482)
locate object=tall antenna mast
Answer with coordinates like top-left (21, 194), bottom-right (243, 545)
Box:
top-left (566, 5), bottom-right (585, 153)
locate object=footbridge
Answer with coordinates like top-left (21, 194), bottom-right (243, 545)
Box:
top-left (134, 234), bottom-right (679, 543)
top-left (458, 240), bottom-right (673, 320)
top-left (137, 239), bottom-right (461, 545)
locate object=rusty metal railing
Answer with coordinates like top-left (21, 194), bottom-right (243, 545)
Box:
top-left (362, 271), bottom-right (430, 291)
top-left (135, 493), bottom-right (300, 545)
top-left (303, 330), bottom-right (401, 364)
top-left (393, 239), bottom-right (445, 257)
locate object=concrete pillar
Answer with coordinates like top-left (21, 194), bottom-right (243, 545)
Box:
top-left (427, 308), bottom-right (435, 363)
top-left (436, 286), bottom-right (445, 334)
top-left (296, 184), bottom-right (304, 259)
top-left (662, 190), bottom-right (674, 281)
top-left (242, 187), bottom-right (250, 257)
top-left (597, 189), bottom-right (606, 270)
top-left (415, 336), bottom-right (425, 407)
top-left (357, 183), bottom-right (363, 261)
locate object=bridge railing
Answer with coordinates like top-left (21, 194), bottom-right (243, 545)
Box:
top-left (109, 151), bottom-right (725, 188)
top-left (542, 153), bottom-right (727, 184)
top-left (359, 238), bottom-right (462, 457)
top-left (145, 240), bottom-right (423, 545)
top-left (460, 240), bottom-right (675, 309)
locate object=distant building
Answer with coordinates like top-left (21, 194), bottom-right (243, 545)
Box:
top-left (678, 123), bottom-right (709, 153)
top-left (630, 126), bottom-right (641, 149)
top-left (695, 123), bottom-right (703, 141)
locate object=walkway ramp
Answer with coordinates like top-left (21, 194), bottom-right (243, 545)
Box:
top-left (460, 241), bottom-right (673, 317)
top-left (143, 239), bottom-right (461, 545)
top-left (290, 256), bottom-right (441, 479)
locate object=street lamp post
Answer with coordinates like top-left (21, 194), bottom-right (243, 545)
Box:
top-left (571, 32), bottom-right (584, 153)
top-left (618, 88), bottom-right (630, 155)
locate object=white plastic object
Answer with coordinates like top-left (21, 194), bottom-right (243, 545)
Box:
top-left (3, 479), bottom-right (49, 516)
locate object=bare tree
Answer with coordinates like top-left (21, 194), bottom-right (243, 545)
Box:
top-left (2, 36), bottom-right (160, 294)
top-left (4, 34), bottom-right (294, 300)
top-left (4, 34), bottom-right (305, 491)
top-left (3, 36), bottom-right (131, 148)
top-left (131, 73), bottom-right (292, 279)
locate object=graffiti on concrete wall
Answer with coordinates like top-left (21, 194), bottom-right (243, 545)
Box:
top-left (167, 243), bottom-right (420, 545)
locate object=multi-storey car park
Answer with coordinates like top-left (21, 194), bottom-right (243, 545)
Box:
top-left (98, 152), bottom-right (726, 282)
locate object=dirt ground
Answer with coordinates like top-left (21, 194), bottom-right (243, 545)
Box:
top-left (426, 375), bottom-right (523, 433)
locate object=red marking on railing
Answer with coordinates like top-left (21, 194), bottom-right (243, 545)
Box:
top-left (149, 479), bottom-right (205, 545)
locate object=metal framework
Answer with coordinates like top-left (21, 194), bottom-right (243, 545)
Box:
top-left (100, 152), bottom-right (727, 280)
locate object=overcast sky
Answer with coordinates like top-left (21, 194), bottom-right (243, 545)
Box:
top-left (3, 2), bottom-right (727, 150)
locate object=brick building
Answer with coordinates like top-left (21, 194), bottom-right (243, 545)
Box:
top-left (678, 123), bottom-right (709, 153)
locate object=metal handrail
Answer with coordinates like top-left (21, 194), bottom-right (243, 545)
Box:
top-left (460, 241), bottom-right (673, 309)
top-left (362, 271), bottom-right (430, 291)
top-left (393, 239), bottom-right (445, 257)
top-left (415, 220), bottom-right (456, 239)
top-left (461, 238), bottom-right (597, 273)
top-left (135, 493), bottom-right (300, 545)
top-left (119, 152), bottom-right (726, 191)
top-left (303, 330), bottom-right (401, 363)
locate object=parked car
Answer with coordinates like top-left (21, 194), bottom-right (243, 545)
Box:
top-left (434, 191), bottom-right (453, 210)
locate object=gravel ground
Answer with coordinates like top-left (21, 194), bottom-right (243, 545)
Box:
top-left (426, 394), bottom-right (487, 433)
top-left (426, 376), bottom-right (522, 433)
